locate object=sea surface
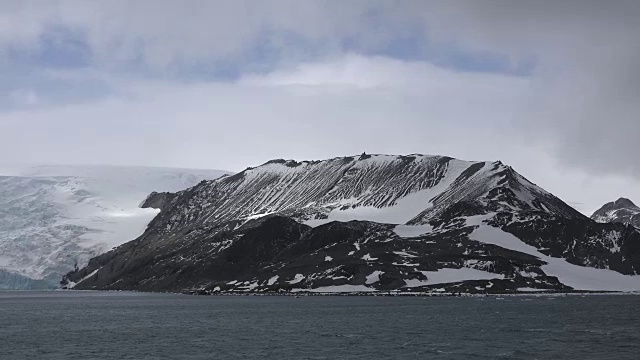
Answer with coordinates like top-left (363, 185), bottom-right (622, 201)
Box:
top-left (1, 291), bottom-right (639, 359)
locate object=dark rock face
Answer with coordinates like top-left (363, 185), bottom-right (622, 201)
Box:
top-left (63, 154), bottom-right (640, 293)
top-left (140, 191), bottom-right (179, 211)
top-left (592, 198), bottom-right (640, 228)
top-left (63, 215), bottom-right (569, 293)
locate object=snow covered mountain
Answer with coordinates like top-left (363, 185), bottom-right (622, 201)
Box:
top-left (0, 165), bottom-right (228, 289)
top-left (591, 198), bottom-right (640, 228)
top-left (64, 154), bottom-right (640, 293)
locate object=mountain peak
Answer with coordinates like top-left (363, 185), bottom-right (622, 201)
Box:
top-left (591, 197), bottom-right (640, 227)
top-left (613, 197), bottom-right (638, 209)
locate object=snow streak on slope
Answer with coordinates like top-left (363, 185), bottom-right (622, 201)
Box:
top-left (153, 154), bottom-right (579, 237)
top-left (0, 165), bottom-right (228, 288)
top-left (305, 158), bottom-right (471, 226)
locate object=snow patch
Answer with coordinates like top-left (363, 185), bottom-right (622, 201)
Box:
top-left (287, 274), bottom-right (305, 284)
top-left (365, 270), bottom-right (384, 284)
top-left (298, 284), bottom-right (375, 293)
top-left (517, 287), bottom-right (549, 292)
top-left (404, 268), bottom-right (504, 287)
top-left (393, 224), bottom-right (434, 238)
top-left (361, 253), bottom-right (378, 261)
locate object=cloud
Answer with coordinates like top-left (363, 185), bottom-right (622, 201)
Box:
top-left (0, 0), bottom-right (401, 70)
top-left (0, 1), bottom-right (639, 212)
top-left (0, 55), bottom-right (532, 167)
top-left (409, 1), bottom-right (640, 179)
top-left (8, 89), bottom-right (38, 106)
top-left (2, 54), bottom-right (639, 213)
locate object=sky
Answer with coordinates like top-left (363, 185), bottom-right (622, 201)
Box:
top-left (0, 0), bottom-right (639, 215)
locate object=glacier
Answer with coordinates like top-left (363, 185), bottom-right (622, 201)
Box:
top-left (0, 164), bottom-right (228, 289)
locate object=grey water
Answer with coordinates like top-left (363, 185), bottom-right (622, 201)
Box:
top-left (1, 292), bottom-right (639, 359)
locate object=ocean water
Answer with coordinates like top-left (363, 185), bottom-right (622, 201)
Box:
top-left (1, 292), bottom-right (639, 359)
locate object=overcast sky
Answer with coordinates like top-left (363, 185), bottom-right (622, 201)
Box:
top-left (0, 0), bottom-right (639, 214)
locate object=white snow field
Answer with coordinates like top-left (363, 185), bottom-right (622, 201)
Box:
top-left (467, 216), bottom-right (640, 291)
top-left (0, 164), bottom-right (228, 288)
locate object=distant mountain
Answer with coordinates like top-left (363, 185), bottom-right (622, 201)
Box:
top-left (591, 198), bottom-right (640, 228)
top-left (0, 165), bottom-right (229, 289)
top-left (64, 154), bottom-right (640, 294)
